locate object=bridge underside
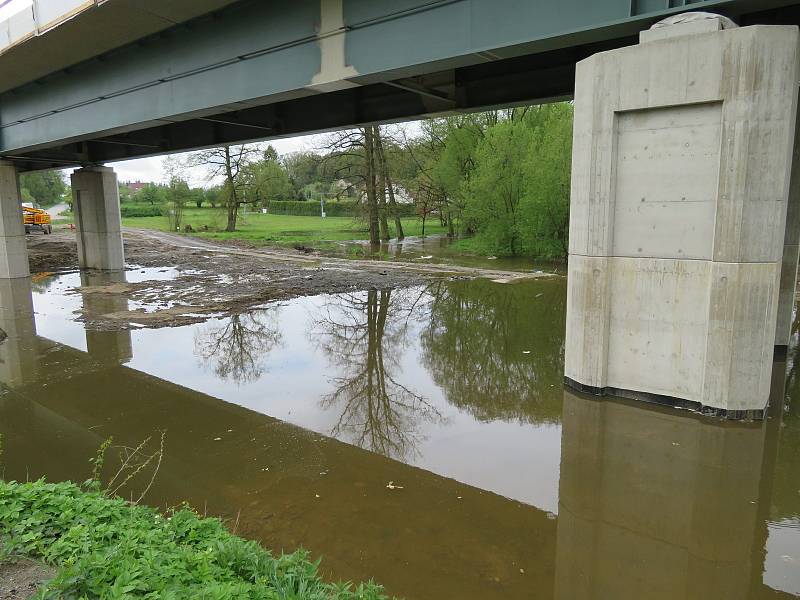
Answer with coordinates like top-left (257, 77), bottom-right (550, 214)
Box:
top-left (0, 0), bottom-right (799, 171)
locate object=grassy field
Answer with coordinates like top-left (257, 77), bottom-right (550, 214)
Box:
top-left (121, 208), bottom-right (444, 245)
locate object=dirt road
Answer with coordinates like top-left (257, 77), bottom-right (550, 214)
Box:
top-left (26, 228), bottom-right (553, 330)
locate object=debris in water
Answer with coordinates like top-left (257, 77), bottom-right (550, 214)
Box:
top-left (519, 569), bottom-right (525, 575)
top-left (522, 350), bottom-right (531, 354)
top-left (487, 256), bottom-right (498, 260)
top-left (213, 437), bottom-right (222, 441)
top-left (386, 481), bottom-right (404, 490)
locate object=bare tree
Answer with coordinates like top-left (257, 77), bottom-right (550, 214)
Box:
top-left (195, 310), bottom-right (283, 384)
top-left (375, 126), bottom-right (405, 240)
top-left (186, 144), bottom-right (260, 232)
top-left (309, 288), bottom-right (444, 459)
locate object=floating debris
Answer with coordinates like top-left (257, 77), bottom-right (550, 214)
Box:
top-left (386, 481), bottom-right (404, 490)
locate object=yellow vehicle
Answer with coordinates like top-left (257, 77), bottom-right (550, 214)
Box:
top-left (23, 205), bottom-right (52, 235)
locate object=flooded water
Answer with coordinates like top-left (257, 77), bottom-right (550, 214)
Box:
top-left (1, 269), bottom-right (800, 599)
top-left (322, 234), bottom-right (562, 274)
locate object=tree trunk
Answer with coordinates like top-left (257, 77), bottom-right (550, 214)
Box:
top-left (224, 146), bottom-right (238, 232)
top-left (375, 129), bottom-right (404, 240)
top-left (373, 126), bottom-right (391, 242)
top-left (363, 128), bottom-right (380, 247)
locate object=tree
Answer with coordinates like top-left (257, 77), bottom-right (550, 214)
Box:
top-left (242, 148), bottom-right (293, 208)
top-left (310, 288), bottom-right (443, 459)
top-left (139, 183), bottom-right (166, 206)
top-left (19, 170), bottom-right (68, 207)
top-left (186, 145), bottom-right (260, 232)
top-left (195, 310), bottom-right (283, 383)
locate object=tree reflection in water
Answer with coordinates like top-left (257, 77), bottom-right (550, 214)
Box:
top-left (310, 288), bottom-right (444, 460)
top-left (421, 278), bottom-right (566, 424)
top-left (195, 310), bottom-right (283, 384)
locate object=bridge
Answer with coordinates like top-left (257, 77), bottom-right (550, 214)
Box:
top-left (2, 0), bottom-right (800, 417)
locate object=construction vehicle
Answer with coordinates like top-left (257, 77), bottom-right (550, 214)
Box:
top-left (22, 204), bottom-right (52, 235)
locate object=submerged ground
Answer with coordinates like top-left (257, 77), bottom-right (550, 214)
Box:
top-left (2, 226), bottom-right (800, 599)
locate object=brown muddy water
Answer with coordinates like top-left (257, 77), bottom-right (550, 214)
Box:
top-left (1, 269), bottom-right (799, 599)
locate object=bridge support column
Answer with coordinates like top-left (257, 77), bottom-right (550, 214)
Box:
top-left (0, 161), bottom-right (29, 279)
top-left (71, 166), bottom-right (124, 271)
top-left (564, 15), bottom-right (800, 418)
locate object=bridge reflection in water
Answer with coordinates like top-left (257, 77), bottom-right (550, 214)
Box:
top-left (0, 274), bottom-right (798, 600)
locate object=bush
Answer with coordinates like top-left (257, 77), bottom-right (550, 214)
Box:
top-left (121, 204), bottom-right (163, 218)
top-left (0, 480), bottom-right (387, 599)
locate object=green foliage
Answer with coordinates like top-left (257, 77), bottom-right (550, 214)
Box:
top-left (462, 104), bottom-right (573, 257)
top-left (0, 480), bottom-right (388, 599)
top-left (138, 184), bottom-right (167, 206)
top-left (19, 170), bottom-right (68, 208)
top-left (120, 204), bottom-right (163, 218)
top-left (90, 437), bottom-right (113, 483)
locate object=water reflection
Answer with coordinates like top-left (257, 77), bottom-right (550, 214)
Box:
top-left (422, 278), bottom-right (565, 424)
top-left (311, 288), bottom-right (444, 460)
top-left (79, 271), bottom-right (133, 366)
top-left (1, 270), bottom-right (800, 599)
top-left (0, 277), bottom-right (37, 386)
top-left (195, 310), bottom-right (283, 384)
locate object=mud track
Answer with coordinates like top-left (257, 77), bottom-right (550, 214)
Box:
top-left (26, 228), bottom-right (553, 331)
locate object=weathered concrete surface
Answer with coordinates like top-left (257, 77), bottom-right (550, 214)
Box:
top-left (71, 167), bottom-right (125, 271)
top-left (0, 161), bottom-right (28, 279)
top-left (565, 16), bottom-right (800, 416)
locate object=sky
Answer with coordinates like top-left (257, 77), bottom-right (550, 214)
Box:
top-left (104, 121), bottom-right (422, 188)
top-left (109, 133), bottom-right (320, 187)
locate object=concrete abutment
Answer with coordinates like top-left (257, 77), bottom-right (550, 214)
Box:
top-left (565, 14), bottom-right (800, 418)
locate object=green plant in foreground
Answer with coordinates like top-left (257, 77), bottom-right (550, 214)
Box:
top-left (0, 480), bottom-right (388, 599)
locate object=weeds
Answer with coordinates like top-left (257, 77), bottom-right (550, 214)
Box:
top-left (0, 480), bottom-right (388, 599)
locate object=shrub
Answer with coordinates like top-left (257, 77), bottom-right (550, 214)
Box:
top-left (120, 204), bottom-right (163, 218)
top-left (0, 480), bottom-right (388, 599)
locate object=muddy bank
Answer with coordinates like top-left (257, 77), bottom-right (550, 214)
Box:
top-left (0, 558), bottom-right (55, 599)
top-left (27, 229), bottom-right (552, 331)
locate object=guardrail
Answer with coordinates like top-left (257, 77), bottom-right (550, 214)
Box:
top-left (0, 0), bottom-right (96, 54)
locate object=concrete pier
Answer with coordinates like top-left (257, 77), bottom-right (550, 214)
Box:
top-left (0, 161), bottom-right (29, 279)
top-left (564, 15), bottom-right (800, 418)
top-left (71, 166), bottom-right (124, 271)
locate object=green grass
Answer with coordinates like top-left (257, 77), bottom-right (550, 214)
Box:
top-left (121, 208), bottom-right (445, 245)
top-left (0, 480), bottom-right (387, 599)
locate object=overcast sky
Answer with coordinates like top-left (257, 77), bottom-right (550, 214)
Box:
top-left (105, 132), bottom-right (320, 187)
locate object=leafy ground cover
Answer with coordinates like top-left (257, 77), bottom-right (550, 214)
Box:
top-left (0, 480), bottom-right (387, 599)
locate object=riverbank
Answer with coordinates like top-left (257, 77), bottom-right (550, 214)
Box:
top-left (0, 480), bottom-right (387, 599)
top-left (24, 228), bottom-right (552, 330)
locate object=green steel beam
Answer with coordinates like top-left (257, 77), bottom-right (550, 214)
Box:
top-left (0, 0), bottom-right (798, 170)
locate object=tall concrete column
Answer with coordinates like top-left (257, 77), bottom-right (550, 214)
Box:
top-left (71, 166), bottom-right (124, 271)
top-left (564, 14), bottom-right (800, 418)
top-left (0, 161), bottom-right (29, 279)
